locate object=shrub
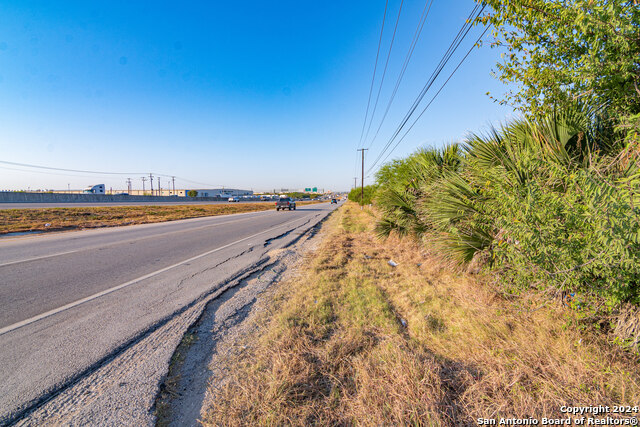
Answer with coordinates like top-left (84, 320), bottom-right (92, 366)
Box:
top-left (375, 104), bottom-right (640, 306)
top-left (374, 145), bottom-right (462, 239)
top-left (348, 185), bottom-right (377, 206)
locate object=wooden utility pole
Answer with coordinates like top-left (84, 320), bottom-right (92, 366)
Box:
top-left (357, 148), bottom-right (368, 208)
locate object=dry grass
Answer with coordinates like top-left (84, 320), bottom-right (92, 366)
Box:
top-left (202, 202), bottom-right (640, 426)
top-left (0, 201), bottom-right (323, 235)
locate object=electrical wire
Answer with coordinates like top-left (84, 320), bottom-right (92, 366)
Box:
top-left (357, 0), bottom-right (389, 149)
top-left (366, 0), bottom-right (435, 150)
top-left (0, 165), bottom-right (108, 180)
top-left (170, 176), bottom-right (224, 188)
top-left (362, 0), bottom-right (405, 146)
top-left (367, 3), bottom-right (486, 173)
top-left (0, 160), bottom-right (143, 175)
top-left (0, 160), bottom-right (223, 188)
top-left (375, 25), bottom-right (492, 169)
top-left (372, 3), bottom-right (482, 167)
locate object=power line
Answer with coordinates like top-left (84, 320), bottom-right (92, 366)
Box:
top-left (0, 165), bottom-right (108, 180)
top-left (375, 25), bottom-right (492, 170)
top-left (170, 176), bottom-right (224, 188)
top-left (362, 0), bottom-right (405, 146)
top-left (366, 0), bottom-right (436, 150)
top-left (367, 3), bottom-right (486, 173)
top-left (0, 160), bottom-right (223, 188)
top-left (0, 160), bottom-right (142, 175)
top-left (372, 3), bottom-right (483, 169)
top-left (357, 0), bottom-right (390, 149)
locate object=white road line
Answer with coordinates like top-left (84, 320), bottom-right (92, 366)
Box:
top-left (0, 250), bottom-right (81, 268)
top-left (0, 212), bottom-right (316, 336)
top-left (0, 211), bottom-right (277, 268)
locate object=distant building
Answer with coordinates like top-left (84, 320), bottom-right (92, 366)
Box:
top-left (177, 188), bottom-right (253, 198)
top-left (83, 184), bottom-right (105, 194)
top-left (119, 188), bottom-right (252, 197)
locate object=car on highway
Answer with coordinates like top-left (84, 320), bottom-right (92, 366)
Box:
top-left (331, 198), bottom-right (337, 204)
top-left (275, 197), bottom-right (296, 211)
top-left (228, 196), bottom-right (241, 202)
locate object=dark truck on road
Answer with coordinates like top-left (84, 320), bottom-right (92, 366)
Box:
top-left (275, 197), bottom-right (296, 211)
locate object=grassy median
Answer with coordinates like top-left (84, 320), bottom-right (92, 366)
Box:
top-left (0, 202), bottom-right (322, 235)
top-left (203, 202), bottom-right (640, 425)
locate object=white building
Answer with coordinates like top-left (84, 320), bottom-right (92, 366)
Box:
top-left (83, 184), bottom-right (105, 194)
top-left (175, 188), bottom-right (253, 198)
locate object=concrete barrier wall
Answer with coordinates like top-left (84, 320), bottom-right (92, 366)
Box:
top-left (0, 192), bottom-right (226, 203)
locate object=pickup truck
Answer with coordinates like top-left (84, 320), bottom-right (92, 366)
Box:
top-left (275, 197), bottom-right (296, 211)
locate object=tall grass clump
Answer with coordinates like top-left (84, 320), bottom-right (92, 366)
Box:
top-left (375, 104), bottom-right (640, 347)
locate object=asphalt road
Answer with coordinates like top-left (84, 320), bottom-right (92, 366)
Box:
top-left (0, 203), bottom-right (338, 424)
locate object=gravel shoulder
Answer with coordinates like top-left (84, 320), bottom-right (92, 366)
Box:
top-left (156, 215), bottom-right (329, 427)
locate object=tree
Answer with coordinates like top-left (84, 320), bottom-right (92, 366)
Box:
top-left (480, 0), bottom-right (640, 119)
top-left (187, 190), bottom-right (198, 197)
top-left (348, 185), bottom-right (377, 205)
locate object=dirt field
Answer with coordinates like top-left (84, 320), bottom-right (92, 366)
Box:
top-left (0, 201), bottom-right (323, 235)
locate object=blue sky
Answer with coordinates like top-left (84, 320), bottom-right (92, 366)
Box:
top-left (0, 0), bottom-right (515, 192)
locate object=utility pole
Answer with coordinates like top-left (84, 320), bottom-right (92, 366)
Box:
top-left (141, 177), bottom-right (147, 194)
top-left (357, 148), bottom-right (368, 208)
top-left (158, 177), bottom-right (161, 196)
top-left (126, 178), bottom-right (132, 194)
top-left (353, 177), bottom-right (357, 190)
top-left (149, 174), bottom-right (154, 196)
top-left (171, 176), bottom-right (176, 195)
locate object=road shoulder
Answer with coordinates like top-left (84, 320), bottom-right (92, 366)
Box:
top-left (155, 211), bottom-right (331, 426)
